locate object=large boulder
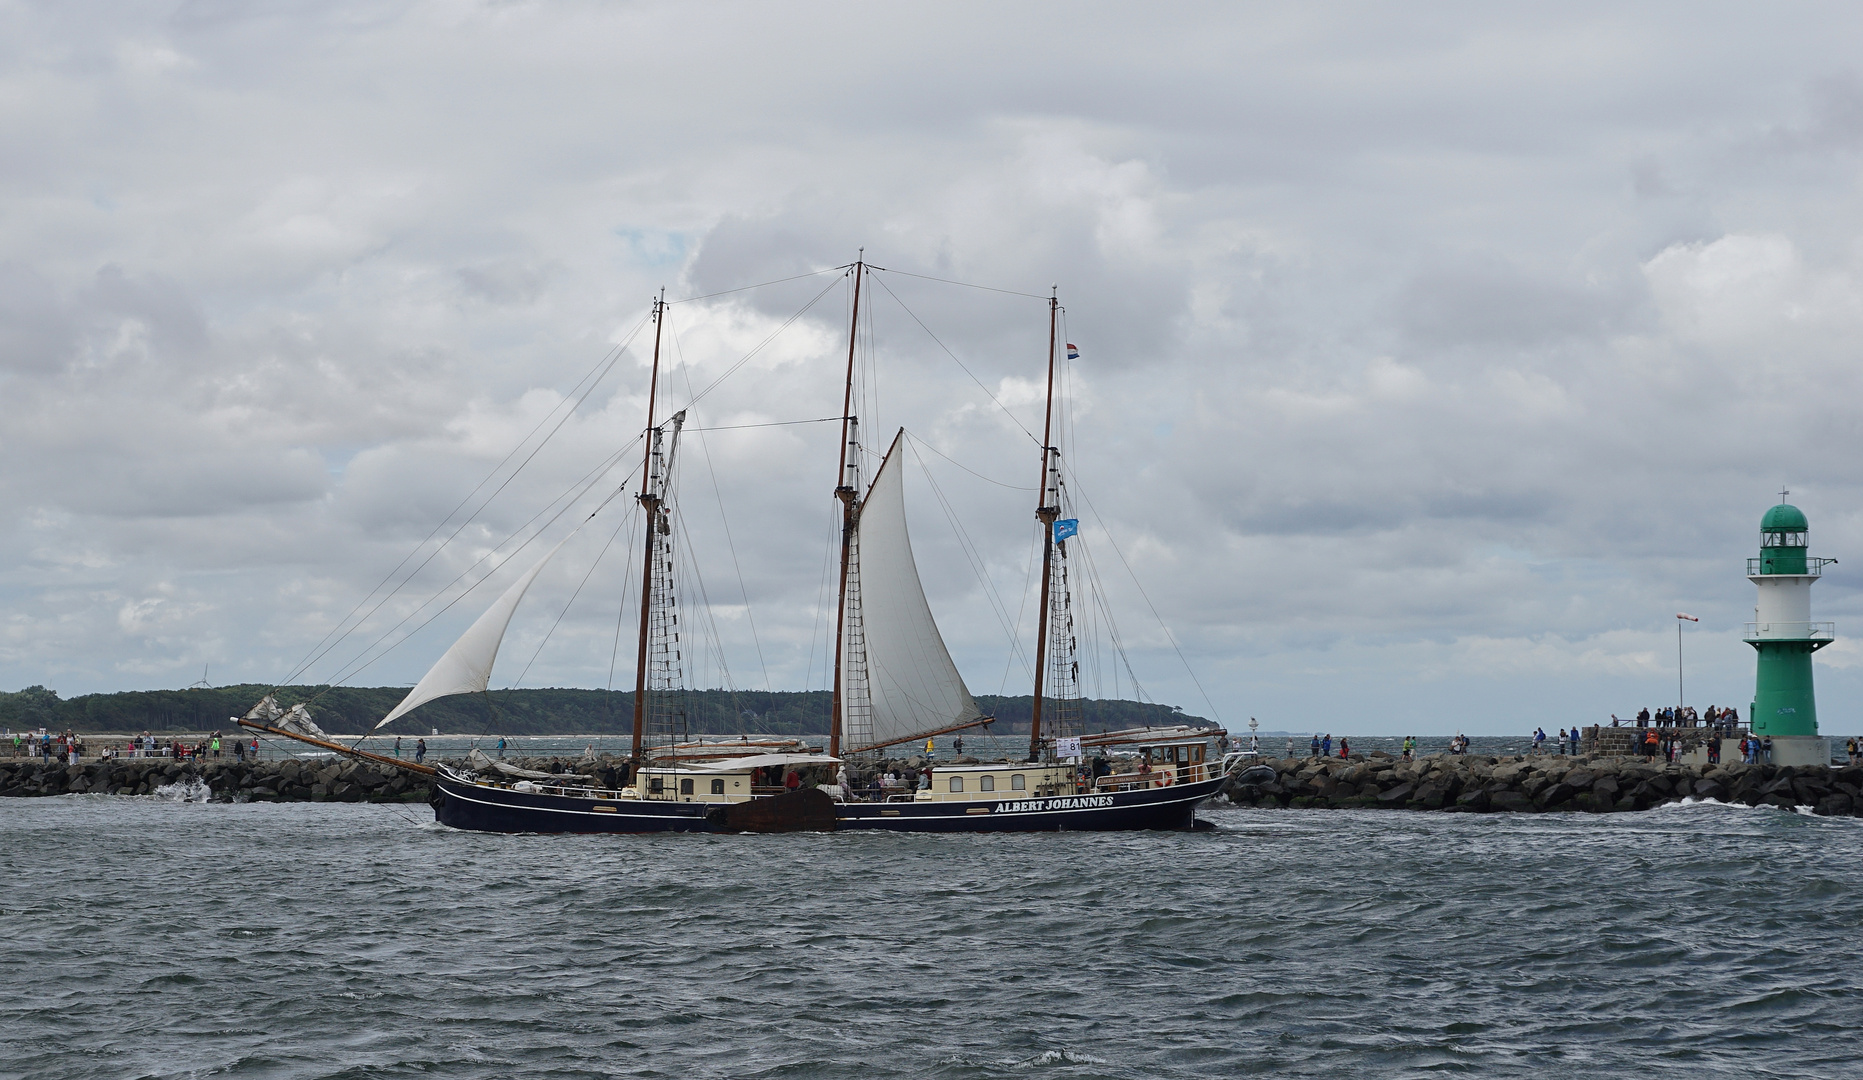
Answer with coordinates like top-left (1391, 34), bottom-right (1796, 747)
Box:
top-left (1693, 778), bottom-right (1728, 802)
top-left (1814, 792), bottom-right (1854, 817)
top-left (1534, 782), bottom-right (1577, 809)
top-left (1377, 782), bottom-right (1415, 804)
top-left (1489, 790), bottom-right (1533, 813)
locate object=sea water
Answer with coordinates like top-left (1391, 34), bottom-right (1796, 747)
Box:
top-left (2, 794), bottom-right (1858, 1079)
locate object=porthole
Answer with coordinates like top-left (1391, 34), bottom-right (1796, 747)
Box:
top-left (1011, 774), bottom-right (1026, 790)
top-left (980, 775), bottom-right (995, 792)
top-left (949, 776), bottom-right (964, 793)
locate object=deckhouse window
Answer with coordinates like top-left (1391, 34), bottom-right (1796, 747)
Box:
top-left (649, 777), bottom-right (664, 794)
top-left (710, 779), bottom-right (725, 795)
top-left (949, 776), bottom-right (964, 793)
top-left (679, 778), bottom-right (694, 796)
top-left (1011, 774), bottom-right (1026, 790)
top-left (980, 775), bottom-right (995, 792)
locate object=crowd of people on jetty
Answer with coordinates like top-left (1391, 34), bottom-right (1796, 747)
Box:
top-left (1610, 705), bottom-right (1740, 729)
top-left (6, 729), bottom-right (260, 764)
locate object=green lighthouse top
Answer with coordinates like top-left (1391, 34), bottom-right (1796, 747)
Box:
top-left (1761, 503), bottom-right (1808, 533)
top-left (1757, 499), bottom-right (1810, 574)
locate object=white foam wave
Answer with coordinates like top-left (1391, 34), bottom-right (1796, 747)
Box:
top-left (1008, 1049), bottom-right (1107, 1069)
top-left (149, 778), bottom-right (213, 803)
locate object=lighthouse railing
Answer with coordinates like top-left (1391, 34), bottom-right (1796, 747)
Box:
top-left (1742, 620), bottom-right (1836, 640)
top-left (1747, 557), bottom-right (1836, 576)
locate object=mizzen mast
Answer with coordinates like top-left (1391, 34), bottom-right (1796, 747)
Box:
top-left (1028, 291), bottom-right (1060, 762)
top-left (829, 257), bottom-right (865, 759)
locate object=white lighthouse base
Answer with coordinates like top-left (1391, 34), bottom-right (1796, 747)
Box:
top-left (1766, 735), bottom-right (1833, 768)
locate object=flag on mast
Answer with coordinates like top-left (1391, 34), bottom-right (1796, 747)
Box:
top-left (1065, 343), bottom-right (1079, 360)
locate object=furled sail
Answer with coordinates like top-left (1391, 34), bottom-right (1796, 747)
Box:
top-left (375, 532), bottom-right (576, 729)
top-left (843, 430), bottom-right (988, 751)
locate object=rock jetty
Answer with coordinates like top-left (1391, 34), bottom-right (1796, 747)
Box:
top-left (1222, 753), bottom-right (1863, 817)
top-left (0, 756), bottom-right (438, 802)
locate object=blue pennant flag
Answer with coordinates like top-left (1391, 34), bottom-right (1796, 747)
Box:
top-left (1053, 518), bottom-right (1079, 543)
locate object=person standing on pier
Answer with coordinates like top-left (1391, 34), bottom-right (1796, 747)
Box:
top-left (1321, 734), bottom-right (1332, 757)
top-left (415, 738), bottom-right (426, 764)
top-left (1310, 734), bottom-right (1321, 758)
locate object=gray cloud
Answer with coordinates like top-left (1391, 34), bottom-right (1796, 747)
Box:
top-left (2, 2), bottom-right (1861, 733)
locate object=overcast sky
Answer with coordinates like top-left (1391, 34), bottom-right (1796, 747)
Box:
top-left (4, 2), bottom-right (1862, 736)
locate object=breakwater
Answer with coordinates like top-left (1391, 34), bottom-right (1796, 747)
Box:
top-left (0, 755), bottom-right (439, 801)
top-left (1222, 753), bottom-right (1863, 816)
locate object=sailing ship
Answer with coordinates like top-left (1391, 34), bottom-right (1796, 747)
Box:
top-left (241, 261), bottom-right (1229, 832)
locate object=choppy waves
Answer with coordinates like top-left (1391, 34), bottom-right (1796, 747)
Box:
top-left (2, 797), bottom-right (1859, 1078)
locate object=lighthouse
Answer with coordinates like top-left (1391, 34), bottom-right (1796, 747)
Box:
top-left (1744, 496), bottom-right (1837, 767)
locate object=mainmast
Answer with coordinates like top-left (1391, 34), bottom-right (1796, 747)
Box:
top-left (630, 292), bottom-right (666, 766)
top-left (829, 257), bottom-right (865, 759)
top-left (1028, 292), bottom-right (1059, 762)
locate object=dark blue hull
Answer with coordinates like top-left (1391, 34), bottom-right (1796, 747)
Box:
top-left (431, 774), bottom-right (713, 833)
top-left (431, 772), bottom-right (1223, 835)
top-left (835, 777), bottom-right (1223, 832)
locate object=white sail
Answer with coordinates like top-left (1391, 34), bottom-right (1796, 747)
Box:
top-left (375, 533), bottom-right (575, 729)
top-left (844, 430), bottom-right (987, 751)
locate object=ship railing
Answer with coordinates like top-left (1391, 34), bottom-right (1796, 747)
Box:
top-left (1742, 621), bottom-right (1836, 639)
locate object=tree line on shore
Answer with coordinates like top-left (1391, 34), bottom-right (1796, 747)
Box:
top-left (0, 683), bottom-right (1207, 736)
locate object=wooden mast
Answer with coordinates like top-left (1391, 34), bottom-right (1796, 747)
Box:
top-left (1027, 291), bottom-right (1059, 762)
top-left (828, 257), bottom-right (864, 760)
top-left (630, 291), bottom-right (666, 766)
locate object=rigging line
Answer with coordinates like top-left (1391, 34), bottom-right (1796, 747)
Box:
top-left (674, 508), bottom-right (740, 699)
top-left (866, 274), bottom-right (1041, 448)
top-left (804, 503), bottom-right (837, 692)
top-left (316, 446), bottom-right (645, 695)
top-left (281, 321), bottom-right (649, 689)
top-left (867, 264), bottom-right (1050, 301)
top-left (906, 439), bottom-right (1032, 682)
top-left (1076, 533), bottom-right (1148, 705)
top-left (315, 441), bottom-right (641, 693)
top-left (679, 275), bottom-right (844, 410)
top-left (907, 429), bottom-right (1037, 491)
top-left (999, 518), bottom-right (1042, 697)
top-left (684, 416), bottom-right (842, 432)
top-left (669, 264), bottom-right (850, 305)
top-left (284, 330), bottom-right (648, 689)
top-left (508, 494), bottom-right (635, 689)
top-left (668, 310), bottom-right (772, 693)
top-left (604, 509), bottom-right (641, 696)
top-left (1065, 463), bottom-right (1222, 726)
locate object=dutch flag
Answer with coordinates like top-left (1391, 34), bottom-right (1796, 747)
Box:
top-left (1065, 343), bottom-right (1079, 360)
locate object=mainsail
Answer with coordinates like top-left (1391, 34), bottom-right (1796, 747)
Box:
top-left (375, 532), bottom-right (576, 729)
top-left (842, 430), bottom-right (988, 752)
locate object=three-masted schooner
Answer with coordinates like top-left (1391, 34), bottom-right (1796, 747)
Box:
top-left (242, 261), bottom-right (1228, 832)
